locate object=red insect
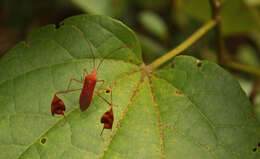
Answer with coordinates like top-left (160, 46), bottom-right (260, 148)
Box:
top-left (51, 89), bottom-right (80, 117)
top-left (100, 107), bottom-right (114, 135)
top-left (99, 89), bottom-right (115, 136)
top-left (51, 94), bottom-right (65, 116)
top-left (67, 46), bottom-right (131, 112)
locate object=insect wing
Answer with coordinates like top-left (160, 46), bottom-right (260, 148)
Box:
top-left (79, 91), bottom-right (91, 112)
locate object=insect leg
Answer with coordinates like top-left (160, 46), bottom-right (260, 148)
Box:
top-left (105, 88), bottom-right (118, 119)
top-left (97, 80), bottom-right (105, 84)
top-left (67, 78), bottom-right (83, 90)
top-left (83, 68), bottom-right (89, 76)
top-left (96, 88), bottom-right (117, 137)
top-left (95, 80), bottom-right (105, 92)
top-left (55, 88), bottom-right (82, 96)
top-left (94, 87), bottom-right (117, 108)
top-left (105, 89), bottom-right (118, 107)
top-left (52, 88), bottom-right (82, 124)
top-left (96, 93), bottom-right (113, 106)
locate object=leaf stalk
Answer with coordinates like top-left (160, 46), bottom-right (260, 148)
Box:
top-left (148, 20), bottom-right (216, 70)
top-left (209, 0), bottom-right (225, 65)
top-left (225, 61), bottom-right (260, 77)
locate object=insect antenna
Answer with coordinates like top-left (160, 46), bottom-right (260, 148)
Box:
top-left (84, 38), bottom-right (96, 70)
top-left (96, 46), bottom-right (135, 71)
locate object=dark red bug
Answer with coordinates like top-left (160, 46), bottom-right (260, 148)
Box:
top-left (51, 89), bottom-right (80, 117)
top-left (100, 108), bottom-right (114, 135)
top-left (51, 94), bottom-right (65, 116)
top-left (98, 89), bottom-right (115, 136)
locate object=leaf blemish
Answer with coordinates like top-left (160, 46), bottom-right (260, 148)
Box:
top-left (175, 90), bottom-right (183, 95)
top-left (72, 25), bottom-right (84, 35)
top-left (166, 125), bottom-right (175, 130)
top-left (22, 41), bottom-right (30, 47)
top-left (203, 146), bottom-right (210, 152)
top-left (247, 115), bottom-right (254, 120)
top-left (55, 23), bottom-right (60, 29)
top-left (197, 60), bottom-right (202, 67)
top-left (59, 22), bottom-right (64, 27)
top-left (252, 147), bottom-right (257, 152)
top-left (105, 89), bottom-right (110, 93)
top-left (144, 129), bottom-right (150, 135)
top-left (40, 137), bottom-right (47, 145)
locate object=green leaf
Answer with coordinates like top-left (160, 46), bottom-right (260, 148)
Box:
top-left (255, 103), bottom-right (260, 122)
top-left (138, 11), bottom-right (168, 39)
top-left (0, 14), bottom-right (259, 159)
top-left (237, 46), bottom-right (260, 68)
top-left (70, 0), bottom-right (128, 17)
top-left (238, 78), bottom-right (253, 96)
top-left (180, 0), bottom-right (260, 34)
top-left (246, 0), bottom-right (260, 6)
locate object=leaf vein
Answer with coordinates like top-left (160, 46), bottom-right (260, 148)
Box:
top-left (148, 76), bottom-right (166, 159)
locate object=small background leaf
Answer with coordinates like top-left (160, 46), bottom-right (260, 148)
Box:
top-left (138, 11), bottom-right (168, 39)
top-left (70, 0), bottom-right (128, 17)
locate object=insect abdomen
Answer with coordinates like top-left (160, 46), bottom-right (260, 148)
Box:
top-left (79, 76), bottom-right (97, 111)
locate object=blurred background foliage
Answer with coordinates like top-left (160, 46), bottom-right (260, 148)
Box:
top-left (0, 0), bottom-right (259, 112)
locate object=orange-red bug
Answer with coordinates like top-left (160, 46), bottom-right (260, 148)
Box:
top-left (68, 46), bottom-right (131, 112)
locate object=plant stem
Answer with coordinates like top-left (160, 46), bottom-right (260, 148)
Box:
top-left (225, 61), bottom-right (260, 77)
top-left (148, 20), bottom-right (216, 70)
top-left (249, 78), bottom-right (260, 105)
top-left (209, 0), bottom-right (225, 65)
